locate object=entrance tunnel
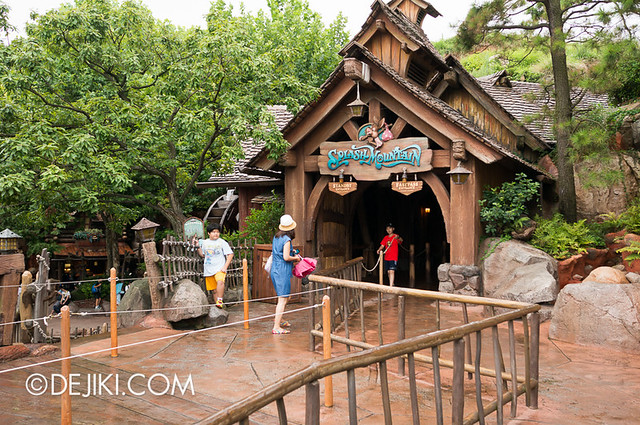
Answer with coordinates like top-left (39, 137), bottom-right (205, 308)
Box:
top-left (350, 181), bottom-right (448, 290)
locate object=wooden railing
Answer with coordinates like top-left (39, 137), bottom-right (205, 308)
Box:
top-left (199, 268), bottom-right (540, 425)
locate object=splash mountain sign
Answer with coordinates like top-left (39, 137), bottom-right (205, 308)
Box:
top-left (318, 137), bottom-right (432, 181)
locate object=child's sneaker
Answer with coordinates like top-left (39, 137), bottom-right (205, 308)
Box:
top-left (215, 298), bottom-right (224, 309)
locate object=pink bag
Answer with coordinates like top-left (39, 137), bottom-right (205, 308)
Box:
top-left (293, 257), bottom-right (317, 278)
top-left (380, 124), bottom-right (393, 142)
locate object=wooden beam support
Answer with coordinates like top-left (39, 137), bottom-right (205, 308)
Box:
top-left (432, 80), bottom-right (449, 98)
top-left (278, 151), bottom-right (297, 167)
top-left (305, 176), bottom-right (331, 242)
top-left (304, 156), bottom-right (320, 172)
top-left (432, 150), bottom-right (449, 168)
top-left (420, 172), bottom-right (450, 243)
top-left (390, 117), bottom-right (407, 138)
top-left (342, 120), bottom-right (359, 140)
top-left (368, 98), bottom-right (381, 124)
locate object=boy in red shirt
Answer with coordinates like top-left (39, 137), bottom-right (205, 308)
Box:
top-left (376, 223), bottom-right (403, 286)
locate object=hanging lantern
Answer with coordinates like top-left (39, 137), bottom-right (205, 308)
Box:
top-left (131, 218), bottom-right (161, 243)
top-left (347, 81), bottom-right (367, 118)
top-left (0, 228), bottom-right (23, 254)
top-left (446, 163), bottom-right (473, 185)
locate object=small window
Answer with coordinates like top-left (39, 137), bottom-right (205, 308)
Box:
top-left (407, 60), bottom-right (428, 87)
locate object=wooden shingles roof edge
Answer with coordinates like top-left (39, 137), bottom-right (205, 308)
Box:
top-left (198, 105), bottom-right (292, 187)
top-left (352, 45), bottom-right (553, 178)
top-left (445, 55), bottom-right (551, 151)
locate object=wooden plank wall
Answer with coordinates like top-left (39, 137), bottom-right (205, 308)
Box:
top-left (318, 192), bottom-right (347, 270)
top-left (365, 33), bottom-right (411, 77)
top-left (444, 90), bottom-right (518, 152)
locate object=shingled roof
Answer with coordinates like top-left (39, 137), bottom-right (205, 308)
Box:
top-left (200, 105), bottom-right (293, 187)
top-left (477, 71), bottom-right (610, 144)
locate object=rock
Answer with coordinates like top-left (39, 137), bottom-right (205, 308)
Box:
top-left (203, 306), bottom-right (229, 328)
top-left (612, 264), bottom-right (626, 272)
top-left (572, 274), bottom-right (584, 281)
top-left (66, 302), bottom-right (80, 313)
top-left (438, 280), bottom-right (454, 293)
top-left (138, 314), bottom-right (172, 329)
top-left (558, 255), bottom-right (585, 289)
top-left (626, 272), bottom-right (640, 284)
top-left (118, 279), bottom-right (152, 327)
top-left (164, 279), bottom-right (209, 322)
top-left (550, 281), bottom-right (640, 352)
top-left (0, 344), bottom-right (30, 362)
top-left (481, 238), bottom-right (558, 303)
top-left (584, 265), bottom-right (593, 275)
top-left (437, 263), bottom-right (450, 282)
top-left (492, 262), bottom-right (558, 304)
top-left (584, 267), bottom-right (629, 284)
top-left (30, 344), bottom-right (59, 356)
top-left (438, 263), bottom-right (481, 296)
top-left (511, 219), bottom-right (537, 241)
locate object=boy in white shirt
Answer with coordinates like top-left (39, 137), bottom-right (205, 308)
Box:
top-left (197, 224), bottom-right (233, 308)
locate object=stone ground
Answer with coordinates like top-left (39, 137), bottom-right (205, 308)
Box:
top-left (0, 295), bottom-right (639, 424)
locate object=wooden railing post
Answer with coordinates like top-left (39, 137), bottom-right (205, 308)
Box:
top-left (305, 380), bottom-right (320, 425)
top-left (109, 268), bottom-right (118, 357)
top-left (409, 244), bottom-right (415, 288)
top-left (61, 305), bottom-right (72, 425)
top-left (142, 241), bottom-right (163, 318)
top-left (452, 338), bottom-right (465, 425)
top-left (322, 295), bottom-right (333, 407)
top-left (397, 295), bottom-right (406, 376)
top-left (530, 312), bottom-right (540, 409)
top-left (242, 259), bottom-right (249, 329)
top-left (378, 250), bottom-right (384, 285)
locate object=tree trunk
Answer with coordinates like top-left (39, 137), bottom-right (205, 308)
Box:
top-left (547, 0), bottom-right (577, 222)
top-left (103, 213), bottom-right (120, 274)
top-left (166, 187), bottom-right (188, 235)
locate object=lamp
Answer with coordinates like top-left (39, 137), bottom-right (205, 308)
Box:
top-left (131, 218), bottom-right (160, 243)
top-left (347, 81), bottom-right (367, 118)
top-left (447, 162), bottom-right (473, 185)
top-left (0, 228), bottom-right (22, 254)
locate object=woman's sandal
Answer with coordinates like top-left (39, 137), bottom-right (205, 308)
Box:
top-left (272, 328), bottom-right (290, 334)
top-left (280, 320), bottom-right (291, 328)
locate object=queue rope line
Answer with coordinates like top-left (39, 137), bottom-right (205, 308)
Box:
top-left (0, 303), bottom-right (324, 376)
top-left (0, 286), bottom-right (331, 327)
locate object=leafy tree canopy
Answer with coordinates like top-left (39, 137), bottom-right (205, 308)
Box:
top-left (0, 0), bottom-right (346, 254)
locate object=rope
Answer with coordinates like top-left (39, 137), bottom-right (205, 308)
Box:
top-left (361, 254), bottom-right (382, 273)
top-left (0, 303), bottom-right (324, 376)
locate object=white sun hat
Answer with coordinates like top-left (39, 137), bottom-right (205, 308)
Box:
top-left (279, 214), bottom-right (297, 231)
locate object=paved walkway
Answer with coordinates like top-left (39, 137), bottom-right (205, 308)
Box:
top-left (0, 295), bottom-right (639, 424)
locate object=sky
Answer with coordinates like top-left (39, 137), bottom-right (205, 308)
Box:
top-left (4, 0), bottom-right (473, 42)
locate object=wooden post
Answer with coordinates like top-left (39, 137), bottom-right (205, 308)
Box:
top-left (19, 271), bottom-right (33, 343)
top-left (305, 380), bottom-right (320, 425)
top-left (452, 338), bottom-right (465, 425)
top-left (60, 305), bottom-right (72, 425)
top-left (243, 259), bottom-right (249, 329)
top-left (409, 244), bottom-right (415, 288)
top-left (397, 295), bottom-right (405, 376)
top-left (142, 241), bottom-right (163, 318)
top-left (109, 268), bottom-right (118, 357)
top-left (378, 250), bottom-right (384, 285)
top-left (322, 295), bottom-right (333, 407)
top-left (530, 312), bottom-right (540, 409)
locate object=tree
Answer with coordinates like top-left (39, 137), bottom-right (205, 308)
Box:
top-left (0, 0), bottom-right (346, 259)
top-left (459, 0), bottom-right (640, 222)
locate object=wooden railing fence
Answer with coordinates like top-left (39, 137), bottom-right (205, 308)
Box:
top-left (200, 261), bottom-right (541, 425)
top-left (158, 236), bottom-right (255, 296)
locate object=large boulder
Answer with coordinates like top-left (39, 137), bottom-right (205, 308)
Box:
top-left (118, 279), bottom-right (151, 328)
top-left (202, 306), bottom-right (229, 328)
top-left (550, 282), bottom-right (640, 352)
top-left (164, 279), bottom-right (209, 322)
top-left (481, 238), bottom-right (558, 303)
top-left (584, 266), bottom-right (629, 284)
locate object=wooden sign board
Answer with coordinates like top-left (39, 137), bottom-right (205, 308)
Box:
top-left (318, 137), bottom-right (432, 181)
top-left (328, 181), bottom-right (358, 196)
top-left (391, 180), bottom-right (423, 196)
top-left (183, 217), bottom-right (205, 240)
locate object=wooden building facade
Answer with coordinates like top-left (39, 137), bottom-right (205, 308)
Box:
top-left (201, 0), bottom-right (562, 289)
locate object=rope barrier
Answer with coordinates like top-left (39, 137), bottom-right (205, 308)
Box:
top-left (361, 255), bottom-right (382, 273)
top-left (0, 303), bottom-right (324, 376)
top-left (0, 286), bottom-right (331, 326)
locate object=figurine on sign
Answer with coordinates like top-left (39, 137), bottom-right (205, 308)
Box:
top-left (358, 118), bottom-right (392, 149)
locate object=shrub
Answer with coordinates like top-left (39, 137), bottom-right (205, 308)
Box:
top-left (225, 197), bottom-right (284, 244)
top-left (530, 214), bottom-right (601, 259)
top-left (479, 173), bottom-right (540, 237)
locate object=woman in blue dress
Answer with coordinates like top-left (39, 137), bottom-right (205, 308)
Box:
top-left (270, 214), bottom-right (302, 334)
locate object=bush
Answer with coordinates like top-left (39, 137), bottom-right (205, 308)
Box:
top-left (479, 173), bottom-right (540, 237)
top-left (225, 197), bottom-right (284, 244)
top-left (530, 214), bottom-right (601, 259)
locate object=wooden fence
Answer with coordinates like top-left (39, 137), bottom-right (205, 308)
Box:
top-left (200, 265), bottom-right (541, 425)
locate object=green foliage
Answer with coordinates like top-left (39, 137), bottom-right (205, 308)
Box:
top-left (531, 214), bottom-right (601, 259)
top-left (237, 198), bottom-right (284, 244)
top-left (618, 200), bottom-right (640, 234)
top-left (479, 173), bottom-right (540, 236)
top-left (618, 240), bottom-right (640, 262)
top-left (0, 0), bottom-right (346, 250)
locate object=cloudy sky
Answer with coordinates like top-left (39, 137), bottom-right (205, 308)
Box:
top-left (4, 0), bottom-right (473, 41)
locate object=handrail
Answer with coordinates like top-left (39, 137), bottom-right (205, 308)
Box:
top-left (196, 306), bottom-right (538, 425)
top-left (310, 274), bottom-right (539, 310)
top-left (315, 257), bottom-right (364, 277)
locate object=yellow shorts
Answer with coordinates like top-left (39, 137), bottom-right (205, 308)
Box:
top-left (205, 272), bottom-right (226, 291)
